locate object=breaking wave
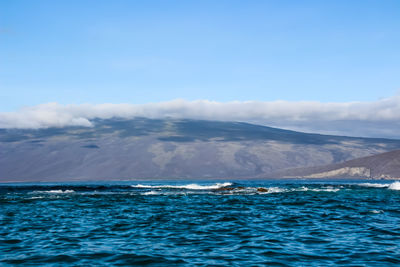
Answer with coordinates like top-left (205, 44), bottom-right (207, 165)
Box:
top-left (141, 191), bottom-right (159, 195)
top-left (358, 183), bottom-right (390, 188)
top-left (33, 190), bottom-right (75, 194)
top-left (10, 181), bottom-right (400, 198)
top-left (265, 187), bottom-right (287, 193)
top-left (359, 182), bottom-right (400, 190)
top-left (2, 180), bottom-right (400, 266)
top-left (388, 181), bottom-right (400, 190)
top-left (132, 182), bottom-right (233, 190)
top-left (297, 186), bottom-right (340, 192)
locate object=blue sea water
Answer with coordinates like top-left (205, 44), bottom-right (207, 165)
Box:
top-left (1, 180), bottom-right (400, 266)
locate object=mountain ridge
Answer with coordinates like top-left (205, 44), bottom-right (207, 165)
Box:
top-left (1, 118), bottom-right (400, 181)
top-left (273, 149), bottom-right (400, 180)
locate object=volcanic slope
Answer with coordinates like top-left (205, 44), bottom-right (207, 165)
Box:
top-left (1, 118), bottom-right (400, 181)
top-left (274, 149), bottom-right (400, 179)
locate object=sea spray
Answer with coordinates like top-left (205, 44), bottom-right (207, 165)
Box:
top-left (132, 182), bottom-right (233, 190)
top-left (388, 181), bottom-right (400, 190)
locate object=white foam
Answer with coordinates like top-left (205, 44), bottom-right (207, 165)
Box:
top-left (297, 186), bottom-right (309, 191)
top-left (132, 182), bottom-right (232, 190)
top-left (34, 190), bottom-right (75, 194)
top-left (294, 186), bottom-right (339, 192)
top-left (142, 191), bottom-right (159, 195)
top-left (358, 183), bottom-right (389, 188)
top-left (311, 188), bottom-right (340, 192)
top-left (266, 187), bottom-right (288, 193)
top-left (369, 210), bottom-right (383, 214)
top-left (307, 188), bottom-right (339, 192)
top-left (388, 181), bottom-right (400, 190)
top-left (132, 184), bottom-right (344, 194)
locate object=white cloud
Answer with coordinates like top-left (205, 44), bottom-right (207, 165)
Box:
top-left (1, 96), bottom-right (400, 138)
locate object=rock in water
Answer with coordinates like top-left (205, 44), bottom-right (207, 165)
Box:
top-left (214, 187), bottom-right (234, 192)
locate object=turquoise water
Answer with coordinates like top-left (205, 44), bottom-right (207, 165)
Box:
top-left (1, 180), bottom-right (400, 266)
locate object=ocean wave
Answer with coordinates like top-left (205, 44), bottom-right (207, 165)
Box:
top-left (358, 181), bottom-right (400, 190)
top-left (369, 210), bottom-right (384, 214)
top-left (134, 184), bottom-right (342, 195)
top-left (294, 186), bottom-right (339, 192)
top-left (266, 187), bottom-right (288, 194)
top-left (311, 188), bottom-right (340, 192)
top-left (141, 191), bottom-right (160, 195)
top-left (358, 183), bottom-right (390, 188)
top-left (33, 190), bottom-right (75, 194)
top-left (307, 188), bottom-right (339, 192)
top-left (229, 186), bottom-right (340, 194)
top-left (132, 182), bottom-right (233, 190)
top-left (388, 181), bottom-right (400, 190)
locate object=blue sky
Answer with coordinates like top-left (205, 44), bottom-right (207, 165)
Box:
top-left (1, 0), bottom-right (400, 111)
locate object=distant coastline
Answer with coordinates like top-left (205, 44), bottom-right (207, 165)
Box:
top-left (2, 118), bottom-right (400, 182)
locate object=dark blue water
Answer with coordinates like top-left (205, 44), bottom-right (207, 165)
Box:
top-left (1, 180), bottom-right (400, 266)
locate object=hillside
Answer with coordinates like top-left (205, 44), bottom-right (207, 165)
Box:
top-left (1, 118), bottom-right (400, 181)
top-left (275, 149), bottom-right (400, 179)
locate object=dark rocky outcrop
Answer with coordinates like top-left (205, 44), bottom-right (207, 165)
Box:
top-left (257, 187), bottom-right (268, 192)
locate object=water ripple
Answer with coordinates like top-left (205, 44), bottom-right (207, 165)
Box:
top-left (1, 181), bottom-right (400, 265)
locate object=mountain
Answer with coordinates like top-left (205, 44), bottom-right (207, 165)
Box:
top-left (274, 149), bottom-right (400, 179)
top-left (1, 118), bottom-right (400, 182)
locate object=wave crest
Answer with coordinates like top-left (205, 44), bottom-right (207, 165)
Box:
top-left (33, 190), bottom-right (75, 194)
top-left (388, 181), bottom-right (400, 190)
top-left (132, 182), bottom-right (233, 190)
top-left (358, 183), bottom-right (389, 188)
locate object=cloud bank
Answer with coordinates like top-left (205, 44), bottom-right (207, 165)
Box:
top-left (1, 97), bottom-right (400, 138)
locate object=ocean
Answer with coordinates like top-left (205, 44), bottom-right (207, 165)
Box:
top-left (1, 180), bottom-right (400, 266)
